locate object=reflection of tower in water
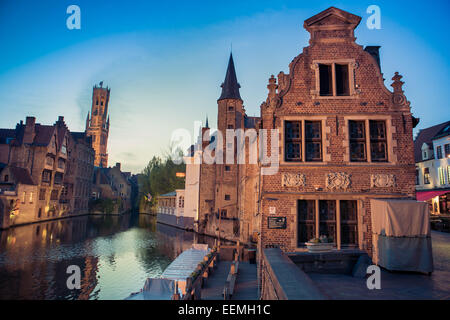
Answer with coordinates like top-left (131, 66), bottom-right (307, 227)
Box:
top-left (77, 255), bottom-right (99, 300)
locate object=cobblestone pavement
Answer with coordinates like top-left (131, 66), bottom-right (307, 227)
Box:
top-left (309, 231), bottom-right (450, 300)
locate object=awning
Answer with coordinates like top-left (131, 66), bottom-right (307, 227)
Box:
top-left (416, 190), bottom-right (449, 202)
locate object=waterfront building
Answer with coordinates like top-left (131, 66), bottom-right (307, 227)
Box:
top-left (415, 121), bottom-right (450, 214)
top-left (0, 165), bottom-right (37, 229)
top-left (193, 7), bottom-right (420, 258)
top-left (0, 116), bottom-right (96, 228)
top-left (156, 189), bottom-right (191, 230)
top-left (184, 144), bottom-right (201, 231)
top-left (0, 116), bottom-right (71, 227)
top-left (86, 81), bottom-right (110, 168)
top-left (61, 131), bottom-right (95, 215)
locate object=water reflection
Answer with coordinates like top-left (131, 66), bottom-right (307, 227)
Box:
top-left (0, 213), bottom-right (218, 300)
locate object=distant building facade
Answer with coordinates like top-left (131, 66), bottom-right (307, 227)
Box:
top-left (415, 121), bottom-right (450, 214)
top-left (156, 189), bottom-right (191, 230)
top-left (91, 163), bottom-right (132, 214)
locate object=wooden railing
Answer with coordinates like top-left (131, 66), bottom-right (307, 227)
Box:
top-left (223, 241), bottom-right (241, 300)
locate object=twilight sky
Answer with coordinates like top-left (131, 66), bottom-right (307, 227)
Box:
top-left (0, 0), bottom-right (449, 173)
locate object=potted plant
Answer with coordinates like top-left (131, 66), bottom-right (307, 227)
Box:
top-left (305, 235), bottom-right (334, 252)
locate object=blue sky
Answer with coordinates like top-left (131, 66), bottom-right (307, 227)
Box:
top-left (0, 0), bottom-right (449, 173)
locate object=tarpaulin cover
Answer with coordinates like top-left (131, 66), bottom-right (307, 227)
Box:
top-left (371, 199), bottom-right (430, 237)
top-left (372, 234), bottom-right (433, 273)
top-left (370, 199), bottom-right (433, 273)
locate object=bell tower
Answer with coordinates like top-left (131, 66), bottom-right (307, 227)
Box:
top-left (86, 81), bottom-right (110, 168)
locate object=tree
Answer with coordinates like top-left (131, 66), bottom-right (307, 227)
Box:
top-left (138, 146), bottom-right (186, 211)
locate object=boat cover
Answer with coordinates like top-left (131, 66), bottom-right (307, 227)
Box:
top-left (125, 278), bottom-right (177, 300)
top-left (161, 247), bottom-right (210, 280)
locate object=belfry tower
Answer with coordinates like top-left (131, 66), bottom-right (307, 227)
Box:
top-left (86, 81), bottom-right (110, 168)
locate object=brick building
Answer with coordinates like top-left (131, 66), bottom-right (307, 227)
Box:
top-left (0, 116), bottom-right (95, 228)
top-left (194, 7), bottom-right (419, 257)
top-left (258, 7), bottom-right (417, 254)
top-left (60, 131), bottom-right (95, 215)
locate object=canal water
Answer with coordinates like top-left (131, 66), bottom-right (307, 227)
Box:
top-left (0, 213), bottom-right (217, 300)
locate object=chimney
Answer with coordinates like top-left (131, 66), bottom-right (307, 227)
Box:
top-left (115, 162), bottom-right (121, 171)
top-left (364, 46), bottom-right (382, 73)
top-left (23, 117), bottom-right (36, 144)
top-left (26, 116), bottom-right (36, 127)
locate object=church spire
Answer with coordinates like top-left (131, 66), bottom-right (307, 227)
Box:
top-left (205, 115), bottom-right (209, 128)
top-left (218, 53), bottom-right (241, 101)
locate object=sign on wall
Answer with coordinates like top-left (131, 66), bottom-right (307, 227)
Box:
top-left (268, 216), bottom-right (287, 229)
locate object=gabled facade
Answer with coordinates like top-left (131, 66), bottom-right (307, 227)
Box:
top-left (194, 7), bottom-right (419, 257)
top-left (258, 7), bottom-right (417, 254)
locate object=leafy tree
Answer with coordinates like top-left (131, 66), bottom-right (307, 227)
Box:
top-left (138, 146), bottom-right (186, 210)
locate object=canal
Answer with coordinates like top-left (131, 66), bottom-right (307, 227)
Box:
top-left (0, 213), bottom-right (217, 300)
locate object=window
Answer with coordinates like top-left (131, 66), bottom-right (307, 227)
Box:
top-left (227, 124), bottom-right (234, 129)
top-left (297, 199), bottom-right (359, 247)
top-left (29, 192), bottom-right (33, 204)
top-left (369, 120), bottom-right (388, 162)
top-left (225, 194), bottom-right (231, 201)
top-left (225, 166), bottom-right (231, 172)
top-left (228, 106), bottom-right (234, 111)
top-left (21, 191), bottom-right (26, 204)
top-left (416, 168), bottom-right (420, 185)
top-left (39, 188), bottom-right (46, 200)
top-left (319, 200), bottom-right (336, 243)
top-left (46, 157), bottom-right (54, 166)
top-left (297, 200), bottom-right (316, 246)
top-left (319, 64), bottom-right (332, 96)
top-left (54, 172), bottom-right (63, 185)
top-left (437, 146), bottom-right (443, 159)
top-left (439, 167), bottom-right (446, 185)
top-left (424, 168), bottom-right (430, 184)
top-left (335, 64), bottom-right (350, 96)
top-left (285, 120), bottom-right (323, 162)
top-left (340, 200), bottom-right (358, 246)
top-left (318, 63), bottom-right (350, 97)
top-left (285, 121), bottom-right (302, 161)
top-left (349, 120), bottom-right (366, 162)
top-left (448, 166), bottom-right (450, 184)
top-left (178, 196), bottom-right (184, 208)
top-left (58, 158), bottom-right (65, 170)
top-left (38, 208), bottom-right (42, 218)
top-left (42, 170), bottom-right (52, 183)
top-left (220, 210), bottom-right (227, 218)
top-left (50, 190), bottom-right (59, 200)
top-left (4, 175), bottom-right (8, 182)
top-left (445, 144), bottom-right (450, 157)
top-left (305, 121), bottom-right (322, 161)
